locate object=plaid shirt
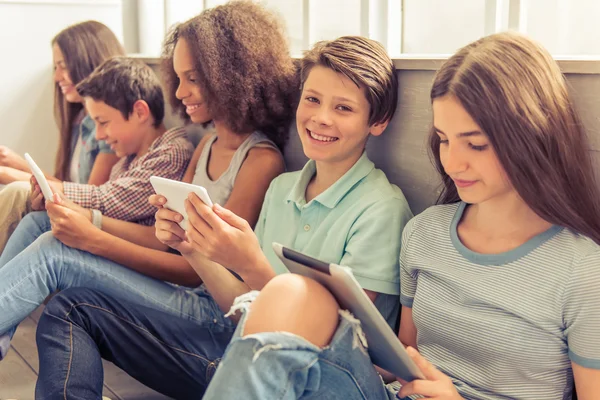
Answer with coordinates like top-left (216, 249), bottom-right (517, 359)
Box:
top-left (63, 127), bottom-right (193, 226)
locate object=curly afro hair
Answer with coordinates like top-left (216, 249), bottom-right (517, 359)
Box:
top-left (161, 0), bottom-right (300, 149)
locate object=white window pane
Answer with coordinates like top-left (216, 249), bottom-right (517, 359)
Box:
top-left (206, 0), bottom-right (229, 8)
top-left (263, 0), bottom-right (305, 55)
top-left (138, 0), bottom-right (165, 55)
top-left (525, 0), bottom-right (600, 55)
top-left (309, 0), bottom-right (362, 44)
top-left (165, 0), bottom-right (204, 28)
top-left (402, 0), bottom-right (487, 54)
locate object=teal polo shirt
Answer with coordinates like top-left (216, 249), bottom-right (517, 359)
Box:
top-left (254, 152), bottom-right (413, 328)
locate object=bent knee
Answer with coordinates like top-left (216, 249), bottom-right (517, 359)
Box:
top-left (3, 181), bottom-right (31, 198)
top-left (243, 274), bottom-right (340, 348)
top-left (0, 181), bottom-right (31, 211)
top-left (43, 287), bottom-right (98, 318)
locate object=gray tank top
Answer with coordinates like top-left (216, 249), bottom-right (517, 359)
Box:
top-left (192, 131), bottom-right (280, 206)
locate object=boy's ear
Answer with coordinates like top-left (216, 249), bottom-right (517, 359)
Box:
top-left (131, 100), bottom-right (151, 124)
top-left (369, 120), bottom-right (389, 137)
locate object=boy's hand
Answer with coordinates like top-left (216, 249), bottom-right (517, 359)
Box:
top-left (396, 347), bottom-right (463, 399)
top-left (150, 194), bottom-right (194, 255)
top-left (184, 193), bottom-right (261, 273)
top-left (54, 193), bottom-right (92, 221)
top-left (46, 193), bottom-right (97, 250)
top-left (30, 177), bottom-right (65, 211)
top-left (0, 146), bottom-right (27, 171)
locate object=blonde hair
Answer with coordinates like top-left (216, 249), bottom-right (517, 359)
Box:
top-left (430, 31), bottom-right (600, 243)
top-left (301, 36), bottom-right (398, 126)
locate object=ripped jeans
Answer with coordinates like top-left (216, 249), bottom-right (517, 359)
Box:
top-left (203, 291), bottom-right (399, 400)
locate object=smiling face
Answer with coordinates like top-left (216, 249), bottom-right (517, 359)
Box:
top-left (434, 95), bottom-right (513, 205)
top-left (296, 65), bottom-right (387, 169)
top-left (173, 38), bottom-right (211, 124)
top-left (52, 43), bottom-right (82, 103)
top-left (85, 97), bottom-right (146, 157)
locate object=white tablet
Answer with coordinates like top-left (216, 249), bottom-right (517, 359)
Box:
top-left (149, 176), bottom-right (213, 230)
top-left (273, 243), bottom-right (424, 382)
top-left (24, 153), bottom-right (54, 203)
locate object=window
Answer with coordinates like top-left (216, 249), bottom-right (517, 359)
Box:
top-left (128, 0), bottom-right (600, 57)
top-left (525, 0), bottom-right (600, 55)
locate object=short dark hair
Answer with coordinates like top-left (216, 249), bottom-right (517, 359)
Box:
top-left (301, 36), bottom-right (398, 126)
top-left (77, 57), bottom-right (165, 127)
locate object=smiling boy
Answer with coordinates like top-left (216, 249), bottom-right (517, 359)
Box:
top-left (0, 56), bottom-right (193, 272)
top-left (32, 36), bottom-right (414, 398)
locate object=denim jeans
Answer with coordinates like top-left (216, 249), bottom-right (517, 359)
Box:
top-left (203, 291), bottom-right (399, 400)
top-left (36, 287), bottom-right (233, 399)
top-left (0, 210), bottom-right (50, 267)
top-left (0, 222), bottom-right (235, 343)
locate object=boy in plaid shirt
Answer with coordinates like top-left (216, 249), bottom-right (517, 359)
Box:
top-left (0, 57), bottom-right (193, 359)
top-left (0, 56), bottom-right (193, 267)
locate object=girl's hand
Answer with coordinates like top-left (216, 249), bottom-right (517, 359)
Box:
top-left (397, 347), bottom-right (463, 399)
top-left (0, 146), bottom-right (27, 170)
top-left (30, 176), bottom-right (46, 211)
top-left (46, 193), bottom-right (98, 251)
top-left (149, 194), bottom-right (194, 255)
top-left (30, 177), bottom-right (65, 211)
top-left (184, 193), bottom-right (261, 273)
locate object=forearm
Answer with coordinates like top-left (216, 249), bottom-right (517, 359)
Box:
top-left (101, 216), bottom-right (168, 251)
top-left (0, 167), bottom-right (31, 184)
top-left (85, 230), bottom-right (201, 286)
top-left (13, 158), bottom-right (30, 173)
top-left (184, 252), bottom-right (252, 315)
top-left (237, 251), bottom-right (277, 291)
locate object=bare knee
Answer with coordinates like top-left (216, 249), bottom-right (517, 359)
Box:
top-left (243, 274), bottom-right (340, 348)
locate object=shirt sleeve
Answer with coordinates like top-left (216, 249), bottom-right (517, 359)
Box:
top-left (254, 179), bottom-right (274, 248)
top-left (63, 141), bottom-right (191, 222)
top-left (563, 248), bottom-right (600, 369)
top-left (339, 195), bottom-right (413, 295)
top-left (400, 217), bottom-right (418, 308)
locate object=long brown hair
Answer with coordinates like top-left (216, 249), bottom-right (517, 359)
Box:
top-left (51, 21), bottom-right (125, 180)
top-left (160, 1), bottom-right (299, 150)
top-left (429, 32), bottom-right (600, 244)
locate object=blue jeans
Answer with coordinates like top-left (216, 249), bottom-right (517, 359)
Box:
top-left (0, 211), bottom-right (51, 267)
top-left (36, 287), bottom-right (233, 399)
top-left (202, 292), bottom-right (397, 400)
top-left (0, 217), bottom-right (235, 341)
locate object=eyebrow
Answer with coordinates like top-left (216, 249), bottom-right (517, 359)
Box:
top-left (434, 127), bottom-right (483, 138)
top-left (304, 88), bottom-right (359, 105)
top-left (174, 68), bottom-right (196, 77)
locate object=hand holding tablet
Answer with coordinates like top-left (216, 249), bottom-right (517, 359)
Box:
top-left (150, 176), bottom-right (213, 230)
top-left (25, 153), bottom-right (54, 203)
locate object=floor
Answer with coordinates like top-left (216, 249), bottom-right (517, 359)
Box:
top-left (0, 306), bottom-right (171, 400)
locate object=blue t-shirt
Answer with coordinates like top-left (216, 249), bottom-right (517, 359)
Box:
top-left (70, 115), bottom-right (113, 184)
top-left (401, 202), bottom-right (600, 399)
